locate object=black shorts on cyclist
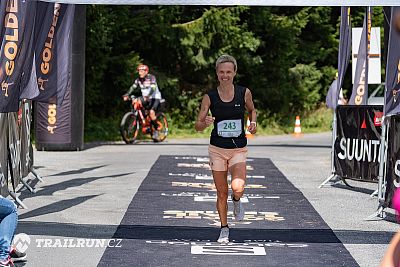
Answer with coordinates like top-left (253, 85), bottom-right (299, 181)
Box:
top-left (139, 96), bottom-right (160, 111)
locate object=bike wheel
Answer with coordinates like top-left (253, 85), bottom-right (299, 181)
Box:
top-left (152, 112), bottom-right (169, 142)
top-left (120, 112), bottom-right (139, 144)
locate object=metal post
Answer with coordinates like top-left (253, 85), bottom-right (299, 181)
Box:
top-left (8, 191), bottom-right (27, 209)
top-left (378, 118), bottom-right (388, 204)
top-left (370, 189), bottom-right (378, 198)
top-left (30, 168), bottom-right (44, 183)
top-left (366, 116), bottom-right (388, 220)
top-left (319, 112), bottom-right (341, 188)
top-left (20, 177), bottom-right (36, 194)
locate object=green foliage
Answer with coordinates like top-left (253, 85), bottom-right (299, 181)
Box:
top-left (85, 115), bottom-right (121, 142)
top-left (288, 63), bottom-right (322, 113)
top-left (168, 91), bottom-right (203, 130)
top-left (301, 106), bottom-right (333, 133)
top-left (84, 6), bottom-right (385, 141)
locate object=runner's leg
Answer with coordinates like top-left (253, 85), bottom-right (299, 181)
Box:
top-left (229, 148), bottom-right (247, 221)
top-left (230, 162), bottom-right (246, 200)
top-left (212, 170), bottom-right (229, 226)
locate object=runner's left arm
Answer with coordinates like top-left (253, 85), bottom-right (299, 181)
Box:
top-left (245, 88), bottom-right (257, 134)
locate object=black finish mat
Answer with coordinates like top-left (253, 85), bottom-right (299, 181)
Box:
top-left (98, 155), bottom-right (358, 267)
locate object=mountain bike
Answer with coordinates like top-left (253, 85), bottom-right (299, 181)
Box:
top-left (120, 95), bottom-right (168, 144)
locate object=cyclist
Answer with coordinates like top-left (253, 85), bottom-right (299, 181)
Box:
top-left (123, 64), bottom-right (162, 139)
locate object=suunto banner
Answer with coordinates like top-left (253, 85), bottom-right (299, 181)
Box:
top-left (384, 115), bottom-right (400, 207)
top-left (334, 105), bottom-right (383, 182)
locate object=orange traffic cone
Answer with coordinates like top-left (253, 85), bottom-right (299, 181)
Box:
top-left (293, 116), bottom-right (302, 135)
top-left (245, 117), bottom-right (254, 138)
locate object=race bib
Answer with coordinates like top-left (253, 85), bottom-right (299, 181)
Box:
top-left (217, 119), bottom-right (242, 138)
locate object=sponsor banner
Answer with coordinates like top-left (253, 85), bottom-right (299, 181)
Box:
top-left (384, 7), bottom-right (400, 116)
top-left (384, 115), bottom-right (400, 207)
top-left (349, 7), bottom-right (370, 105)
top-left (334, 105), bottom-right (383, 181)
top-left (35, 84), bottom-right (71, 144)
top-left (326, 7), bottom-right (351, 110)
top-left (0, 0), bottom-right (36, 112)
top-left (32, 3), bottom-right (75, 105)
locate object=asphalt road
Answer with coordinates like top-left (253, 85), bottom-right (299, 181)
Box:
top-left (13, 132), bottom-right (399, 267)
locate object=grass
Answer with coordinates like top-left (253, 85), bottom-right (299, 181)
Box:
top-left (300, 106), bottom-right (333, 133)
top-left (84, 106), bottom-right (333, 142)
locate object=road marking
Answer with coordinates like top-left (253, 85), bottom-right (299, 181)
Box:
top-left (168, 173), bottom-right (265, 180)
top-left (191, 245), bottom-right (266, 255)
top-left (171, 182), bottom-right (266, 190)
top-left (194, 196), bottom-right (249, 203)
top-left (163, 210), bottom-right (284, 222)
top-left (177, 163), bottom-right (254, 170)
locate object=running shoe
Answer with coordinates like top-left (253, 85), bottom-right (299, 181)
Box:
top-left (10, 246), bottom-right (26, 262)
top-left (232, 194), bottom-right (245, 221)
top-left (217, 227), bottom-right (229, 243)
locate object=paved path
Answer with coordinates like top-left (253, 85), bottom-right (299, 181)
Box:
top-left (14, 133), bottom-right (398, 266)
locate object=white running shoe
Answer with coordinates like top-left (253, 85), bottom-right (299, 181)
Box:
top-left (217, 227), bottom-right (229, 243)
top-left (232, 195), bottom-right (245, 221)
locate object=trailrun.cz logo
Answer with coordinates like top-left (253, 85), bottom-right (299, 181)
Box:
top-left (13, 233), bottom-right (122, 250)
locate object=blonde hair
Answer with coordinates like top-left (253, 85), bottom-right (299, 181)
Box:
top-left (215, 54), bottom-right (237, 71)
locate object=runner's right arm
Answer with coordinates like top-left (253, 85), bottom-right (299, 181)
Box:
top-left (195, 94), bottom-right (214, 131)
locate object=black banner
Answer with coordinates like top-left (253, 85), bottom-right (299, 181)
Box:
top-left (34, 5), bottom-right (84, 151)
top-left (384, 115), bottom-right (400, 207)
top-left (35, 83), bottom-right (72, 145)
top-left (32, 3), bottom-right (74, 105)
top-left (384, 7), bottom-right (400, 116)
top-left (0, 0), bottom-right (36, 112)
top-left (349, 7), bottom-right (370, 105)
top-left (334, 105), bottom-right (383, 181)
top-left (326, 7), bottom-right (351, 110)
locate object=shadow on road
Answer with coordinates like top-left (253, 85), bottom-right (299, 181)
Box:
top-left (15, 222), bottom-right (396, 244)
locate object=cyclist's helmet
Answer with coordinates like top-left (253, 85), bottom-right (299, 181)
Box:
top-left (137, 64), bottom-right (149, 72)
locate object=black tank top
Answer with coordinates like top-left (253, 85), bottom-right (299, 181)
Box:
top-left (208, 85), bottom-right (247, 149)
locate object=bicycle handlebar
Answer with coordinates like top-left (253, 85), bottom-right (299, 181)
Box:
top-left (123, 94), bottom-right (137, 101)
